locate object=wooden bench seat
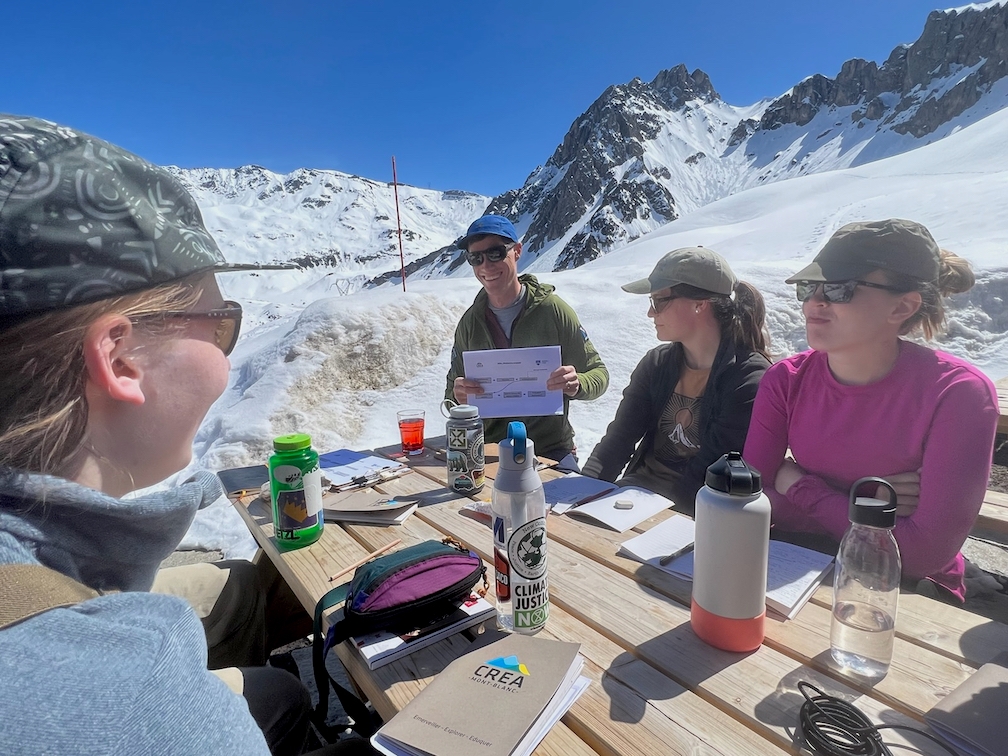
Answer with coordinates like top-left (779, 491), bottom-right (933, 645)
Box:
top-left (972, 488), bottom-right (1008, 542)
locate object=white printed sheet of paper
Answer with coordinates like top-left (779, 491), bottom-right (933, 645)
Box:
top-left (462, 346), bottom-right (563, 419)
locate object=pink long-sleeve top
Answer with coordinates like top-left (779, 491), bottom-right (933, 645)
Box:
top-left (743, 341), bottom-right (998, 601)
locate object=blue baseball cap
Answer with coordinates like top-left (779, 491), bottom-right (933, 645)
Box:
top-left (458, 214), bottom-right (519, 250)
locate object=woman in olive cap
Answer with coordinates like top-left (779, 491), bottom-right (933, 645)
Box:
top-left (743, 219), bottom-right (998, 602)
top-left (583, 246), bottom-right (770, 512)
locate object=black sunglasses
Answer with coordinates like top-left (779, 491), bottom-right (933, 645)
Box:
top-left (135, 300), bottom-right (243, 356)
top-left (795, 280), bottom-right (906, 304)
top-left (465, 244), bottom-right (513, 266)
top-left (648, 292), bottom-right (680, 312)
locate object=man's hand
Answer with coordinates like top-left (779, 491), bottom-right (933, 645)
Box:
top-left (774, 457), bottom-right (805, 496)
top-left (876, 471), bottom-right (921, 518)
top-left (546, 365), bottom-right (581, 397)
top-left (452, 377), bottom-right (485, 405)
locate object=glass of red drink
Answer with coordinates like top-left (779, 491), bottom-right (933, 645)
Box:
top-left (396, 410), bottom-right (425, 455)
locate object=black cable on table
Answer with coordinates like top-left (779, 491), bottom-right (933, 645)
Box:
top-left (797, 681), bottom-right (960, 756)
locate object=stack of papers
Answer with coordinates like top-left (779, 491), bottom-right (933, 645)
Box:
top-left (565, 486), bottom-right (674, 532)
top-left (322, 490), bottom-right (419, 526)
top-left (371, 634), bottom-right (589, 756)
top-left (319, 449), bottom-right (408, 489)
top-left (351, 592), bottom-right (496, 670)
top-left (659, 539), bottom-right (835, 619)
top-left (542, 474), bottom-right (617, 514)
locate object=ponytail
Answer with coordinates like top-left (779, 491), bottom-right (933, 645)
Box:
top-left (884, 249), bottom-right (975, 340)
top-left (672, 280), bottom-right (770, 359)
top-left (733, 281), bottom-right (770, 358)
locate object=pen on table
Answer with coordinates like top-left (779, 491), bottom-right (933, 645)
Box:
top-left (659, 543), bottom-right (695, 566)
top-left (328, 538), bottom-right (403, 582)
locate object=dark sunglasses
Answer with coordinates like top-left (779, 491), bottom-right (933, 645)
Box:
top-left (648, 292), bottom-right (680, 312)
top-left (135, 300), bottom-right (243, 356)
top-left (465, 244), bottom-right (513, 266)
top-left (795, 280), bottom-right (906, 304)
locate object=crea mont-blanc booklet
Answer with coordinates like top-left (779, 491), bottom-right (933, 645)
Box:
top-left (371, 634), bottom-right (589, 756)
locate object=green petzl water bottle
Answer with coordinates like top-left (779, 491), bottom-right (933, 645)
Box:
top-left (268, 433), bottom-right (324, 550)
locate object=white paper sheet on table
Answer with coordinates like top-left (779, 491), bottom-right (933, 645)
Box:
top-left (462, 345), bottom-right (562, 419)
top-left (617, 515), bottom-right (696, 566)
top-left (566, 486), bottom-right (674, 532)
top-left (543, 474), bottom-right (617, 514)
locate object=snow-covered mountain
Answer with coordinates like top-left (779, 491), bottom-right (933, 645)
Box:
top-left (169, 164), bottom-right (489, 299)
top-left (168, 2), bottom-right (1007, 298)
top-left (398, 1), bottom-right (1008, 278)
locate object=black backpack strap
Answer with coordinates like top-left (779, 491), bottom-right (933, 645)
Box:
top-left (0, 564), bottom-right (100, 630)
top-left (312, 582), bottom-right (377, 738)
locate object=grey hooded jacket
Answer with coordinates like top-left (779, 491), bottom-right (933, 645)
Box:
top-left (0, 469), bottom-right (269, 755)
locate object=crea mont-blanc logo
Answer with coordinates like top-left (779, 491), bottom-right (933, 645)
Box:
top-left (472, 654), bottom-right (529, 690)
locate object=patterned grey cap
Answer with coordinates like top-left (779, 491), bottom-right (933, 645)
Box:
top-left (0, 114), bottom-right (293, 322)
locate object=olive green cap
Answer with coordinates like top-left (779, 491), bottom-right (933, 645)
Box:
top-left (622, 246), bottom-right (737, 296)
top-left (786, 219), bottom-right (940, 284)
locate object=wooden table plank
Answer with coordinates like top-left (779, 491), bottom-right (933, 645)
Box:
top-left (235, 446), bottom-right (989, 756)
top-left (507, 499), bottom-right (973, 717)
top-left (378, 443), bottom-right (985, 713)
top-left (413, 493), bottom-right (952, 754)
top-left (340, 489), bottom-right (790, 756)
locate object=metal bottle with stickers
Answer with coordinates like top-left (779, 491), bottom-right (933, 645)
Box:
top-left (491, 421), bottom-right (548, 634)
top-left (268, 433), bottom-right (324, 551)
top-left (446, 404), bottom-right (485, 494)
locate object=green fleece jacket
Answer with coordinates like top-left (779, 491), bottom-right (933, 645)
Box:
top-left (445, 274), bottom-right (609, 455)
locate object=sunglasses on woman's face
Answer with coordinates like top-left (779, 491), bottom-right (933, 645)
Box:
top-left (465, 244), bottom-right (513, 266)
top-left (136, 301), bottom-right (243, 356)
top-left (795, 280), bottom-right (905, 304)
top-left (648, 292), bottom-right (680, 312)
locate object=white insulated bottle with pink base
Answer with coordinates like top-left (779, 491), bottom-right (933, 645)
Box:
top-left (691, 451), bottom-right (771, 652)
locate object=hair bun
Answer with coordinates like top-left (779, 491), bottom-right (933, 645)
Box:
top-left (937, 249), bottom-right (975, 296)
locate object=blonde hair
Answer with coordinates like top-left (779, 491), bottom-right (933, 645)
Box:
top-left (885, 249), bottom-right (975, 339)
top-left (0, 281), bottom-right (202, 475)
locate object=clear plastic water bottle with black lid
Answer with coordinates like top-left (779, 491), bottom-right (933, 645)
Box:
top-left (830, 477), bottom-right (901, 679)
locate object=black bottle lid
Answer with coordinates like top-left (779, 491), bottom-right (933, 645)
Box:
top-left (848, 477), bottom-right (897, 528)
top-left (704, 451), bottom-right (763, 496)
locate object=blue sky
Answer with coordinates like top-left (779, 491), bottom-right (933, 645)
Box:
top-left (7, 1), bottom-right (950, 196)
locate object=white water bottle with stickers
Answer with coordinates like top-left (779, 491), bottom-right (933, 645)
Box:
top-left (492, 421), bottom-right (549, 634)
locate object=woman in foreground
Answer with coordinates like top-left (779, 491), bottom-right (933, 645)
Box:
top-left (743, 219), bottom-right (999, 602)
top-left (583, 246), bottom-right (770, 512)
top-left (0, 115), bottom-right (371, 754)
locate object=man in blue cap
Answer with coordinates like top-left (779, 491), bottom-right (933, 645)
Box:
top-left (445, 215), bottom-right (609, 467)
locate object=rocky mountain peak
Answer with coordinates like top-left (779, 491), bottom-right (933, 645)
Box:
top-left (759, 2), bottom-right (1008, 136)
top-left (649, 64), bottom-right (720, 108)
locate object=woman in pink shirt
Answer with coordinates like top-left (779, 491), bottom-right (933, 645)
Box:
top-left (743, 219), bottom-right (999, 601)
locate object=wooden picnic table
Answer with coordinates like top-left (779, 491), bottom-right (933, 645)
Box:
top-left (231, 437), bottom-right (1008, 755)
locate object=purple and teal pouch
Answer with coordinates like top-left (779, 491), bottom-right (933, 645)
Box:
top-left (312, 539), bottom-right (486, 736)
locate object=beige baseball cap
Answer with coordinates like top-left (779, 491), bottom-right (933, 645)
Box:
top-left (622, 246), bottom-right (737, 296)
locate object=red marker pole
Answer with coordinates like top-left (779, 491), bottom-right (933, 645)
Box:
top-left (392, 156), bottom-right (406, 292)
